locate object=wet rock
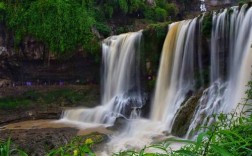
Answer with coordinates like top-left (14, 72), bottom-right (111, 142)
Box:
top-left (0, 127), bottom-right (78, 155)
top-left (107, 116), bottom-right (128, 131)
top-left (0, 108), bottom-right (62, 126)
top-left (171, 92), bottom-right (202, 137)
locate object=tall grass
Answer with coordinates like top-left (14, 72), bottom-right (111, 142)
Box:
top-left (0, 138), bottom-right (28, 156)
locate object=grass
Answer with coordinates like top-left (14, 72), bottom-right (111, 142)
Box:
top-left (0, 97), bottom-right (31, 110)
top-left (0, 133), bottom-right (106, 156)
top-left (0, 138), bottom-right (27, 156)
top-left (0, 86), bottom-right (99, 110)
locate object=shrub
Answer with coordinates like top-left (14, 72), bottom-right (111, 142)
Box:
top-left (154, 7), bottom-right (167, 22)
top-left (118, 0), bottom-right (128, 14)
top-left (47, 133), bottom-right (105, 156)
top-left (95, 23), bottom-right (111, 37)
top-left (143, 7), bottom-right (156, 21)
top-left (165, 3), bottom-right (178, 17)
top-left (5, 0), bottom-right (95, 54)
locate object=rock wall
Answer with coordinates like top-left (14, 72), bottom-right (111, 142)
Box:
top-left (0, 23), bottom-right (100, 86)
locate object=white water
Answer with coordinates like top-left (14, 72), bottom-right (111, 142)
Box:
top-left (151, 4), bottom-right (252, 138)
top-left (62, 31), bottom-right (143, 125)
top-left (60, 4), bottom-right (252, 155)
top-left (187, 5), bottom-right (252, 137)
top-left (151, 18), bottom-right (201, 132)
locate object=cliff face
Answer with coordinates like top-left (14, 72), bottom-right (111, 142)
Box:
top-left (0, 23), bottom-right (100, 86)
top-left (0, 0), bottom-right (239, 87)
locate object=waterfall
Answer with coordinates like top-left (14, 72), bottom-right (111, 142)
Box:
top-left (151, 4), bottom-right (252, 137)
top-left (151, 18), bottom-right (200, 132)
top-left (61, 31), bottom-right (143, 125)
top-left (60, 4), bottom-right (251, 154)
top-left (187, 5), bottom-right (252, 137)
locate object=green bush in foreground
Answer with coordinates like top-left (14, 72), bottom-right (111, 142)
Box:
top-left (46, 133), bottom-right (105, 156)
top-left (0, 138), bottom-right (27, 156)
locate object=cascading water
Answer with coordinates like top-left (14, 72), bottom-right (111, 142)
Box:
top-left (60, 4), bottom-right (251, 155)
top-left (151, 4), bottom-right (252, 138)
top-left (61, 31), bottom-right (144, 125)
top-left (151, 18), bottom-right (201, 132)
top-left (187, 5), bottom-right (252, 137)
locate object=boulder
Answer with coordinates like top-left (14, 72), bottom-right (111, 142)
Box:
top-left (171, 92), bottom-right (202, 137)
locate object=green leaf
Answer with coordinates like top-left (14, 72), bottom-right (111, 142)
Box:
top-left (0, 2), bottom-right (5, 10)
top-left (174, 149), bottom-right (197, 156)
top-left (210, 144), bottom-right (232, 156)
top-left (196, 132), bottom-right (208, 150)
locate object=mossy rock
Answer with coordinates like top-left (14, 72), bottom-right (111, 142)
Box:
top-left (171, 92), bottom-right (202, 137)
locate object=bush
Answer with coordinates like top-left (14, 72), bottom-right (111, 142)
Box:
top-left (47, 133), bottom-right (105, 156)
top-left (118, 0), bottom-right (128, 14)
top-left (165, 3), bottom-right (178, 17)
top-left (5, 0), bottom-right (95, 54)
top-left (154, 7), bottom-right (167, 22)
top-left (143, 7), bottom-right (156, 21)
top-left (95, 23), bottom-right (111, 37)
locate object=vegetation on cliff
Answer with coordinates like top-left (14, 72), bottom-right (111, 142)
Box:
top-left (0, 0), bottom-right (178, 55)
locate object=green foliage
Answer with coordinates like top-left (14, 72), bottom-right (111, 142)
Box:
top-left (1, 0), bottom-right (179, 56)
top-left (239, 0), bottom-right (249, 5)
top-left (47, 133), bottom-right (104, 156)
top-left (113, 143), bottom-right (171, 156)
top-left (0, 2), bottom-right (5, 9)
top-left (154, 7), bottom-right (167, 22)
top-left (115, 27), bottom-right (127, 34)
top-left (0, 138), bottom-right (28, 156)
top-left (95, 23), bottom-right (111, 37)
top-left (118, 0), bottom-right (128, 14)
top-left (0, 96), bottom-right (31, 110)
top-left (5, 0), bottom-right (95, 54)
top-left (143, 7), bottom-right (156, 21)
top-left (0, 87), bottom-right (99, 109)
top-left (128, 0), bottom-right (144, 13)
top-left (201, 13), bottom-right (212, 38)
top-left (165, 3), bottom-right (178, 17)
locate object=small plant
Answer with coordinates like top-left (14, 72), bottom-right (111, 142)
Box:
top-left (47, 133), bottom-right (105, 156)
top-left (0, 138), bottom-right (28, 156)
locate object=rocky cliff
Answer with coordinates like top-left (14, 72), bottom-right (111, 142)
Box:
top-left (0, 23), bottom-right (100, 87)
